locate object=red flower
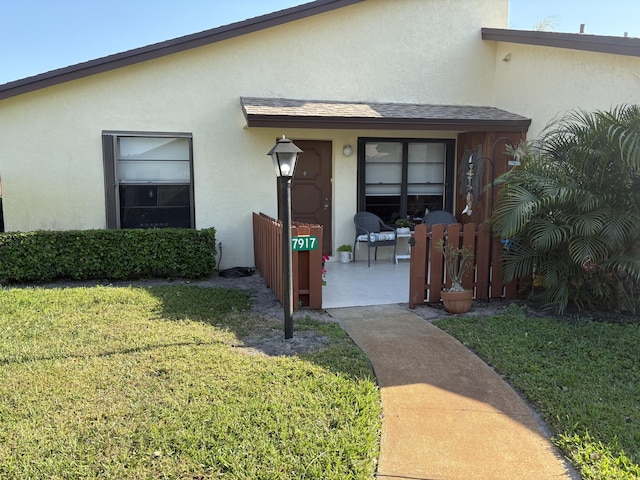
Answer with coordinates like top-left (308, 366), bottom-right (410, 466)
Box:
top-left (322, 255), bottom-right (329, 286)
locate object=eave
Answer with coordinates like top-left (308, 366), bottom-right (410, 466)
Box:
top-left (241, 98), bottom-right (531, 132)
top-left (482, 28), bottom-right (640, 58)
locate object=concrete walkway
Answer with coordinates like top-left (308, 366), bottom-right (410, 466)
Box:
top-left (327, 304), bottom-right (578, 480)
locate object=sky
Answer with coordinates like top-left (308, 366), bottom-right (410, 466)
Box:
top-left (1, 0), bottom-right (639, 86)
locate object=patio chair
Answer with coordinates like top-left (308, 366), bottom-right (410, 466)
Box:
top-left (353, 212), bottom-right (397, 267)
top-left (424, 210), bottom-right (457, 226)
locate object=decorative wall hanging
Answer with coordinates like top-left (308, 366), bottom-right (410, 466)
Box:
top-left (459, 145), bottom-right (483, 216)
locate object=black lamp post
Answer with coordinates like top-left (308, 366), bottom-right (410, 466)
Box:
top-left (267, 136), bottom-right (302, 339)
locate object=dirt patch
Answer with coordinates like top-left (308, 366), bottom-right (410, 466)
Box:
top-left (198, 273), bottom-right (336, 356)
top-left (236, 330), bottom-right (331, 357)
top-left (409, 297), bottom-right (534, 323)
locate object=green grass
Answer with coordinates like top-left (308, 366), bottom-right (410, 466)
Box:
top-left (0, 286), bottom-right (381, 479)
top-left (435, 304), bottom-right (640, 480)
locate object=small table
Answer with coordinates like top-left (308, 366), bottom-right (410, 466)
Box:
top-left (395, 232), bottom-right (412, 263)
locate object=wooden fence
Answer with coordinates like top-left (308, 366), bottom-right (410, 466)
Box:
top-left (252, 212), bottom-right (323, 310)
top-left (409, 222), bottom-right (522, 308)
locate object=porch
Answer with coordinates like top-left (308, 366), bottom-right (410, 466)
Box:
top-left (253, 214), bottom-right (525, 311)
top-left (322, 257), bottom-right (410, 308)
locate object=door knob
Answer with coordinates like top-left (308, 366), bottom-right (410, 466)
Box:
top-left (324, 197), bottom-right (330, 210)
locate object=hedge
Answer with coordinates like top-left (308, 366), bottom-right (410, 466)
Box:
top-left (0, 228), bottom-right (217, 283)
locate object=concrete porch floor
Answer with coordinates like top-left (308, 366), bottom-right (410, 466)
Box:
top-left (322, 254), bottom-right (410, 308)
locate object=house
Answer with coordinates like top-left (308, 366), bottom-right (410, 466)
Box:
top-left (1, 0), bottom-right (639, 267)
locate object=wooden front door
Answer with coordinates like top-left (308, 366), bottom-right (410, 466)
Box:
top-left (291, 140), bottom-right (332, 256)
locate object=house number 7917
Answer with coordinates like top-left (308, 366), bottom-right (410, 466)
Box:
top-left (291, 236), bottom-right (319, 251)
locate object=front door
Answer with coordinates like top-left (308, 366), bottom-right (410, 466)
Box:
top-left (291, 140), bottom-right (332, 256)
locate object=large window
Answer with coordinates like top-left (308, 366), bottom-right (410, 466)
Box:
top-left (102, 132), bottom-right (194, 229)
top-left (357, 138), bottom-right (454, 224)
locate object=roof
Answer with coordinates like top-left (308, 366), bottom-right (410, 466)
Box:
top-left (4, 4), bottom-right (637, 103)
top-left (240, 97), bottom-right (531, 132)
top-left (482, 28), bottom-right (640, 57)
top-left (0, 0), bottom-right (365, 101)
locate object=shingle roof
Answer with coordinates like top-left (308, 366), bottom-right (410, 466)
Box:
top-left (241, 97), bottom-right (531, 132)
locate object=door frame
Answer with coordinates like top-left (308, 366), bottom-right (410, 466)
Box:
top-left (285, 139), bottom-right (333, 256)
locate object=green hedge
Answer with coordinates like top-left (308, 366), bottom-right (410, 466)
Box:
top-left (0, 228), bottom-right (217, 283)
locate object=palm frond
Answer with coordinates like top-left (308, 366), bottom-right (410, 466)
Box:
top-left (601, 252), bottom-right (640, 282)
top-left (601, 210), bottom-right (640, 247)
top-left (501, 243), bottom-right (539, 281)
top-left (567, 235), bottom-right (610, 264)
top-left (527, 219), bottom-right (566, 251)
top-left (492, 185), bottom-right (540, 237)
top-left (565, 208), bottom-right (609, 237)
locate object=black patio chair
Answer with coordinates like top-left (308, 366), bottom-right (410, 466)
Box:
top-left (353, 212), bottom-right (397, 267)
top-left (424, 210), bottom-right (457, 226)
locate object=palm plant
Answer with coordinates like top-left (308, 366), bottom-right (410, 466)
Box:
top-left (492, 105), bottom-right (640, 313)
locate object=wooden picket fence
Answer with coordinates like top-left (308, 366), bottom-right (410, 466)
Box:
top-left (409, 222), bottom-right (522, 308)
top-left (252, 212), bottom-right (323, 310)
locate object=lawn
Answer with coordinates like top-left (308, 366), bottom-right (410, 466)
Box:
top-left (436, 304), bottom-right (640, 480)
top-left (0, 286), bottom-right (381, 479)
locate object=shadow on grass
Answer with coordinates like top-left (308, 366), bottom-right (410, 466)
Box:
top-left (0, 341), bottom-right (212, 367)
top-left (143, 284), bottom-right (376, 380)
top-left (2, 280), bottom-right (374, 380)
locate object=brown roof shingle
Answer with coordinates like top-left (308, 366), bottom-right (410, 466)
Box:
top-left (241, 97), bottom-right (531, 132)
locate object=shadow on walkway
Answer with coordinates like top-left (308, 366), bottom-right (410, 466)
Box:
top-left (328, 304), bottom-right (580, 480)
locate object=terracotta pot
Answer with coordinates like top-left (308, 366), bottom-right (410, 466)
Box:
top-left (441, 289), bottom-right (473, 314)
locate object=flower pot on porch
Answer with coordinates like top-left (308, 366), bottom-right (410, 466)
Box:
top-left (339, 251), bottom-right (353, 263)
top-left (441, 289), bottom-right (473, 314)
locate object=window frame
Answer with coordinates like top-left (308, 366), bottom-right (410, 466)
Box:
top-left (357, 137), bottom-right (455, 220)
top-left (102, 131), bottom-right (195, 229)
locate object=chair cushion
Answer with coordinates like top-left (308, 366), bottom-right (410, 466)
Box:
top-left (357, 232), bottom-right (395, 242)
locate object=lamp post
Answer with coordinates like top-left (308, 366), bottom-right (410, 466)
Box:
top-left (267, 136), bottom-right (303, 339)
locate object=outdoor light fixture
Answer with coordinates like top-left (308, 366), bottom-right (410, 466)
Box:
top-left (342, 145), bottom-right (353, 157)
top-left (267, 135), bottom-right (302, 339)
top-left (268, 135), bottom-right (302, 179)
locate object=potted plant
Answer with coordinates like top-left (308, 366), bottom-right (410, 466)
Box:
top-left (435, 239), bottom-right (474, 313)
top-left (336, 244), bottom-right (353, 263)
top-left (394, 219), bottom-right (414, 234)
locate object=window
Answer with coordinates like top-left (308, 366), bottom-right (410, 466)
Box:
top-left (102, 132), bottom-right (194, 229)
top-left (357, 138), bottom-right (454, 224)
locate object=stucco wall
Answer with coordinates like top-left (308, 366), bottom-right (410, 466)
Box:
top-left (489, 41), bottom-right (640, 138)
top-left (0, 0), bottom-right (507, 267)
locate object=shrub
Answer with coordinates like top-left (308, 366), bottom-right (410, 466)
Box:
top-left (0, 228), bottom-right (216, 283)
top-left (493, 105), bottom-right (640, 313)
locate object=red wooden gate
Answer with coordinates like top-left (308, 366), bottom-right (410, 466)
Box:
top-left (409, 222), bottom-right (523, 308)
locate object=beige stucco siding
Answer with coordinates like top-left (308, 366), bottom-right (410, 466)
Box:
top-left (489, 41), bottom-right (640, 138)
top-left (0, 0), bottom-right (508, 266)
